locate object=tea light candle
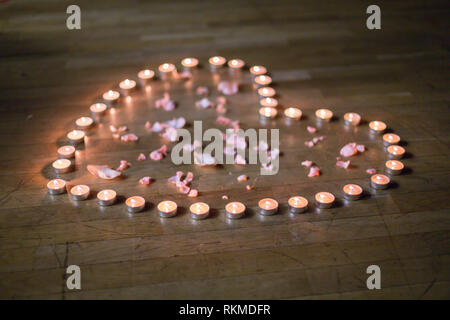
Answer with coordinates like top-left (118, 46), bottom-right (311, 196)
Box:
top-left (259, 107), bottom-right (278, 119)
top-left (258, 87), bottom-right (276, 98)
top-left (284, 107), bottom-right (302, 121)
top-left (343, 184), bottom-right (363, 201)
top-left (119, 79), bottom-right (136, 95)
top-left (126, 196), bottom-right (145, 213)
top-left (47, 179), bottom-right (66, 195)
top-left (315, 109), bottom-right (333, 121)
top-left (383, 133), bottom-right (400, 146)
top-left (250, 65), bottom-right (267, 77)
top-left (258, 198), bottom-right (278, 216)
top-left (370, 174), bottom-right (390, 189)
top-left (90, 103), bottom-right (107, 116)
top-left (315, 192), bottom-right (335, 209)
top-left (254, 75), bottom-right (272, 88)
top-left (97, 189), bottom-right (117, 206)
top-left (190, 202), bottom-right (210, 220)
top-left (137, 69), bottom-right (155, 85)
top-left (369, 121), bottom-right (387, 134)
top-left (158, 63), bottom-right (176, 79)
top-left (259, 97), bottom-right (278, 108)
top-left (225, 201), bottom-right (246, 219)
top-left (157, 200), bottom-right (177, 218)
top-left (70, 185), bottom-right (90, 201)
top-left (208, 56), bottom-right (226, 70)
top-left (288, 196), bottom-right (308, 213)
top-left (57, 145), bottom-right (75, 159)
top-left (387, 145), bottom-right (405, 160)
top-left (52, 159), bottom-right (73, 174)
top-left (67, 130), bottom-right (85, 145)
top-left (385, 160), bottom-right (404, 175)
top-left (181, 57), bottom-right (199, 71)
top-left (228, 58), bottom-right (245, 71)
top-left (343, 112), bottom-right (361, 126)
top-left (75, 116), bottom-right (94, 130)
top-left (103, 90), bottom-right (120, 105)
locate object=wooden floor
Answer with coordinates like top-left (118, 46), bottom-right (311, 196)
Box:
top-left (0, 0), bottom-right (449, 299)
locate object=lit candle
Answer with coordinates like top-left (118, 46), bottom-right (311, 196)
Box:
top-left (258, 87), bottom-right (276, 98)
top-left (259, 97), bottom-right (278, 108)
top-left (315, 192), bottom-right (335, 209)
top-left (225, 201), bottom-right (246, 219)
top-left (75, 116), bottom-right (94, 130)
top-left (90, 103), bottom-right (107, 116)
top-left (157, 200), bottom-right (178, 218)
top-left (383, 133), bottom-right (400, 146)
top-left (47, 179), bottom-right (67, 195)
top-left (387, 145), bottom-right (405, 160)
top-left (369, 121), bottom-right (387, 134)
top-left (284, 107), bottom-right (302, 121)
top-left (250, 65), bottom-right (267, 77)
top-left (57, 145), bottom-right (75, 159)
top-left (258, 198), bottom-right (278, 216)
top-left (315, 108), bottom-right (333, 121)
top-left (158, 63), bottom-right (176, 79)
top-left (228, 58), bottom-right (245, 71)
top-left (70, 185), bottom-right (90, 201)
top-left (370, 174), bottom-right (390, 190)
top-left (190, 202), bottom-right (210, 220)
top-left (385, 160), bottom-right (404, 175)
top-left (259, 107), bottom-right (278, 119)
top-left (208, 56), bottom-right (226, 71)
top-left (137, 69), bottom-right (155, 86)
top-left (126, 196), bottom-right (146, 213)
top-left (67, 129), bottom-right (85, 145)
top-left (288, 196), bottom-right (308, 213)
top-left (97, 189), bottom-right (117, 206)
top-left (103, 90), bottom-right (120, 105)
top-left (343, 112), bottom-right (361, 126)
top-left (119, 79), bottom-right (137, 95)
top-left (254, 75), bottom-right (272, 88)
top-left (343, 184), bottom-right (363, 201)
top-left (181, 57), bottom-right (199, 71)
top-left (52, 159), bottom-right (73, 174)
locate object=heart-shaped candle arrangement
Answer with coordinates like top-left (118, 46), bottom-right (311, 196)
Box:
top-left (46, 57), bottom-right (407, 219)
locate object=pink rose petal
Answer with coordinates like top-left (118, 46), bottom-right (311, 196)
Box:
top-left (308, 166), bottom-right (320, 177)
top-left (87, 165), bottom-right (121, 180)
top-left (307, 126), bottom-right (317, 134)
top-left (340, 142), bottom-right (358, 157)
top-left (139, 176), bottom-right (152, 185)
top-left (301, 160), bottom-right (313, 167)
top-left (366, 168), bottom-right (377, 174)
top-left (237, 174), bottom-right (248, 182)
top-left (137, 153), bottom-right (146, 161)
top-left (336, 160), bottom-right (351, 169)
top-left (116, 160), bottom-right (131, 171)
top-left (121, 133), bottom-right (138, 142)
top-left (188, 189), bottom-right (198, 197)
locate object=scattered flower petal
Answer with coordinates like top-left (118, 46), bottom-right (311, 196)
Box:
top-left (218, 81), bottom-right (238, 95)
top-left (308, 166), bottom-right (320, 177)
top-left (196, 86), bottom-right (209, 96)
top-left (121, 133), bottom-right (138, 142)
top-left (340, 142), bottom-right (358, 157)
top-left (307, 126), bottom-right (317, 134)
top-left (87, 165), bottom-right (121, 180)
top-left (301, 160), bottom-right (313, 167)
top-left (137, 153), bottom-right (146, 161)
top-left (188, 189), bottom-right (198, 197)
top-left (116, 160), bottom-right (131, 171)
top-left (237, 175), bottom-right (248, 182)
top-left (336, 160), bottom-right (351, 169)
top-left (139, 176), bottom-right (152, 185)
top-left (366, 168), bottom-right (377, 174)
